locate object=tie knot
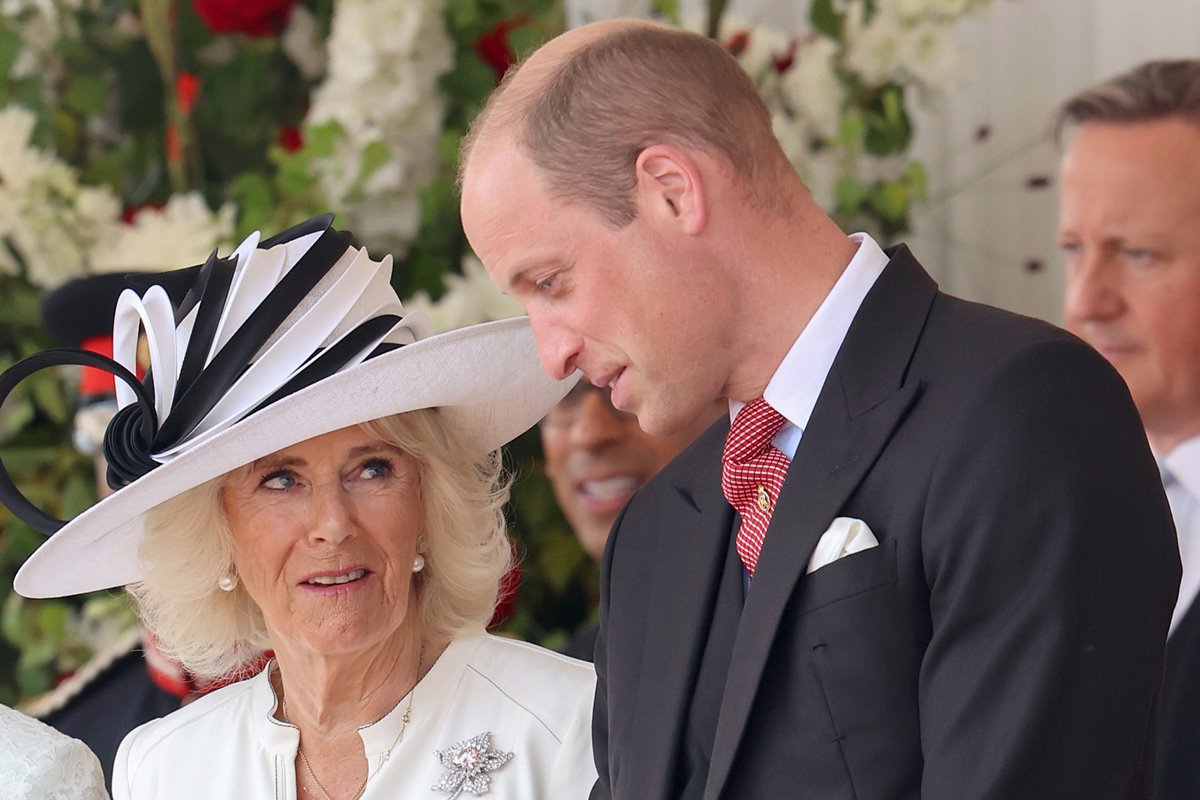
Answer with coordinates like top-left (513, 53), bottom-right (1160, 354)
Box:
top-left (724, 397), bottom-right (788, 464)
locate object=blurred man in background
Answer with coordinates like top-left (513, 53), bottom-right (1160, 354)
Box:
top-left (541, 383), bottom-right (720, 659)
top-left (1057, 59), bottom-right (1200, 800)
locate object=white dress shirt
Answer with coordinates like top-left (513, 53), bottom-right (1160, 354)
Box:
top-left (729, 232), bottom-right (890, 458)
top-left (113, 633), bottom-right (597, 799)
top-left (0, 703), bottom-right (108, 799)
top-left (1161, 435), bottom-right (1200, 635)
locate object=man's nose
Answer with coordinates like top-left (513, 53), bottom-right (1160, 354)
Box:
top-left (1064, 256), bottom-right (1124, 326)
top-left (530, 312), bottom-right (584, 381)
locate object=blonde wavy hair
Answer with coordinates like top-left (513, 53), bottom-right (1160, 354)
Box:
top-left (127, 409), bottom-right (512, 679)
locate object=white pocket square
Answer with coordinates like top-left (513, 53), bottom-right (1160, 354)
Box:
top-left (806, 517), bottom-right (878, 575)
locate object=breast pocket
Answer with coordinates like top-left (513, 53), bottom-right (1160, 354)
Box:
top-left (795, 539), bottom-right (898, 615)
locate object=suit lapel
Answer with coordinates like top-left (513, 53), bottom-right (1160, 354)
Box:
top-left (622, 420), bottom-right (735, 798)
top-left (704, 247), bottom-right (937, 799)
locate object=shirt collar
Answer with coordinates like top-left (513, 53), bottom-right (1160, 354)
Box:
top-left (1162, 435), bottom-right (1200, 499)
top-left (729, 232), bottom-right (889, 433)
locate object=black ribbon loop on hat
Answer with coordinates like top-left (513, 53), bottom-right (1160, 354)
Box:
top-left (253, 314), bottom-right (402, 413)
top-left (173, 250), bottom-right (235, 401)
top-left (0, 349), bottom-right (155, 535)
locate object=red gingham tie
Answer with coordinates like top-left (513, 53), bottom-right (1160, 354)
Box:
top-left (722, 397), bottom-right (791, 577)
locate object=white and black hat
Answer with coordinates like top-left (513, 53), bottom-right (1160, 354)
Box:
top-left (2, 214), bottom-right (573, 598)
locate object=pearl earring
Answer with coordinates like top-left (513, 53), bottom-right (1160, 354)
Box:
top-left (412, 554), bottom-right (426, 573)
top-left (217, 572), bottom-right (238, 592)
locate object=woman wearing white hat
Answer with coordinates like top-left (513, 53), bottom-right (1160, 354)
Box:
top-left (0, 215), bottom-right (596, 800)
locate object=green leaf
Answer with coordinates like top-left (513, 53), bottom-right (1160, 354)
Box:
top-left (809, 0), bottom-right (843, 40)
top-left (651, 0), bottom-right (681, 24)
top-left (835, 177), bottom-right (869, 215)
top-left (28, 373), bottom-right (70, 424)
top-left (904, 160), bottom-right (928, 202)
top-left (358, 140), bottom-right (390, 184)
top-left (37, 602), bottom-right (69, 641)
top-left (15, 659), bottom-right (51, 698)
top-left (866, 179), bottom-right (910, 224)
top-left (508, 25), bottom-right (549, 60)
top-left (536, 532), bottom-right (587, 593)
top-left (64, 74), bottom-right (108, 116)
top-left (839, 111), bottom-right (867, 152)
top-left (1, 396), bottom-right (35, 438)
top-left (303, 120), bottom-right (343, 160)
top-left (2, 594), bottom-right (27, 647)
top-left (863, 86), bottom-right (912, 156)
top-left (0, 28), bottom-right (23, 82)
top-left (60, 471), bottom-right (97, 520)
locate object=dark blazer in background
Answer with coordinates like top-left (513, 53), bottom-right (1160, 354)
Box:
top-left (590, 247), bottom-right (1180, 800)
top-left (1156, 597), bottom-right (1200, 799)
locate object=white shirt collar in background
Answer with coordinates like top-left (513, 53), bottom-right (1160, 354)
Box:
top-left (1162, 435), bottom-right (1200, 635)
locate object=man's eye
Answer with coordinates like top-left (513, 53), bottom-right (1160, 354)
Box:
top-left (261, 471), bottom-right (296, 490)
top-left (1121, 248), bottom-right (1157, 266)
top-left (535, 275), bottom-right (556, 292)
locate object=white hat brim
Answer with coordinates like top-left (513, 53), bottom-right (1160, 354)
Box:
top-left (14, 317), bottom-right (573, 598)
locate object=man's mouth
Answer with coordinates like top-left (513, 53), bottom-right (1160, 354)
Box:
top-left (580, 475), bottom-right (640, 500)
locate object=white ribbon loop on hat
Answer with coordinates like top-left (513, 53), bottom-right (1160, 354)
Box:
top-left (112, 285), bottom-right (178, 422)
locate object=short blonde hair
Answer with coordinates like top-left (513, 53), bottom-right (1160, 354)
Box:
top-left (461, 24), bottom-right (787, 228)
top-left (128, 409), bottom-right (512, 679)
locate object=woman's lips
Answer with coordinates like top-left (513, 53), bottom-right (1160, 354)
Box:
top-left (299, 567), bottom-right (370, 594)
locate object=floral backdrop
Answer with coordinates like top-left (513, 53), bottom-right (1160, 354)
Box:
top-left (0, 0), bottom-right (996, 704)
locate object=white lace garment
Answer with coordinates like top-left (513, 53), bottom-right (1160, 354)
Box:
top-left (0, 703), bottom-right (109, 799)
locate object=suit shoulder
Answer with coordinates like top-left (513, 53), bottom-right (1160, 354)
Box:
top-left (921, 292), bottom-right (1115, 384)
top-left (462, 634), bottom-right (596, 741)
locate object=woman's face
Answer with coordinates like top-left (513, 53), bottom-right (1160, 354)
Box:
top-left (221, 425), bottom-right (424, 658)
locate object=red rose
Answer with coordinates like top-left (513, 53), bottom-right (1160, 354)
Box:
top-left (488, 561), bottom-right (522, 628)
top-left (276, 125), bottom-right (304, 153)
top-left (192, 0), bottom-right (300, 37)
top-left (175, 72), bottom-right (200, 114)
top-left (724, 30), bottom-right (750, 58)
top-left (773, 40), bottom-right (798, 74)
top-left (475, 17), bottom-right (526, 85)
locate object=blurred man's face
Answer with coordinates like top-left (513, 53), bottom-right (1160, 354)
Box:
top-left (540, 383), bottom-right (717, 561)
top-left (1059, 118), bottom-right (1200, 452)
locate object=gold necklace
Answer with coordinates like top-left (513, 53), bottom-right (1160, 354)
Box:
top-left (282, 644), bottom-right (425, 800)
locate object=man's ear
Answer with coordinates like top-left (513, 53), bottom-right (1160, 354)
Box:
top-left (634, 145), bottom-right (707, 235)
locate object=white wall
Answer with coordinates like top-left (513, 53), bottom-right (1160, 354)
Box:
top-left (564, 0), bottom-right (1200, 323)
top-left (909, 0), bottom-right (1200, 324)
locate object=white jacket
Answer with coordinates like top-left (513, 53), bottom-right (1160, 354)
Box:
top-left (113, 633), bottom-right (596, 799)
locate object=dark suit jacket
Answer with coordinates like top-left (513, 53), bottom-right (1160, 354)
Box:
top-left (1155, 597), bottom-right (1200, 798)
top-left (591, 247), bottom-right (1180, 799)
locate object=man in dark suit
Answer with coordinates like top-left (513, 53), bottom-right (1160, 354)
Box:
top-left (460, 20), bottom-right (1180, 798)
top-left (1057, 60), bottom-right (1200, 800)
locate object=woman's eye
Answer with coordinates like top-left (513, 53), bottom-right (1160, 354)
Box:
top-left (535, 274), bottom-right (555, 292)
top-left (359, 458), bottom-right (394, 480)
top-left (261, 471), bottom-right (296, 491)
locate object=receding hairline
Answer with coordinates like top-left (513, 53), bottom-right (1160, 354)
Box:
top-left (460, 18), bottom-right (689, 183)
